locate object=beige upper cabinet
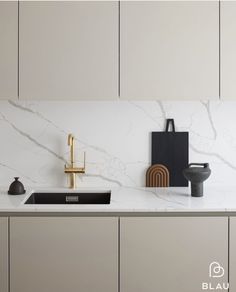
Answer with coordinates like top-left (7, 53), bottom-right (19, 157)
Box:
top-left (0, 2), bottom-right (18, 99)
top-left (0, 217), bottom-right (8, 292)
top-left (10, 217), bottom-right (118, 292)
top-left (120, 1), bottom-right (219, 100)
top-left (19, 1), bottom-right (118, 100)
top-left (221, 1), bottom-right (236, 99)
top-left (120, 217), bottom-right (228, 292)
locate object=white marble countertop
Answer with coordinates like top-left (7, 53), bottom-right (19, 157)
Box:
top-left (0, 186), bottom-right (236, 214)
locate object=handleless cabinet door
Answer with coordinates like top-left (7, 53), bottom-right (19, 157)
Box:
top-left (10, 217), bottom-right (118, 292)
top-left (120, 1), bottom-right (219, 100)
top-left (221, 2), bottom-right (236, 99)
top-left (230, 217), bottom-right (236, 291)
top-left (0, 217), bottom-right (8, 292)
top-left (121, 217), bottom-right (228, 292)
top-left (0, 2), bottom-right (18, 99)
top-left (19, 1), bottom-right (118, 99)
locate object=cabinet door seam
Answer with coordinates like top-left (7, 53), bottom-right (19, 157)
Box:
top-left (8, 217), bottom-right (10, 292)
top-left (118, 217), bottom-right (120, 292)
top-left (228, 216), bottom-right (230, 292)
top-left (17, 0), bottom-right (19, 99)
top-left (219, 0), bottom-right (221, 99)
top-left (118, 1), bottom-right (120, 98)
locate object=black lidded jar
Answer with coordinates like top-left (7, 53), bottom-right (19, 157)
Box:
top-left (8, 177), bottom-right (26, 195)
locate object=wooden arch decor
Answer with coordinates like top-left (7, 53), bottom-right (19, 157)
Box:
top-left (146, 164), bottom-right (170, 187)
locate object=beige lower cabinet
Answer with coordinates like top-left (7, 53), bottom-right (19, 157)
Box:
top-left (120, 217), bottom-right (228, 292)
top-left (230, 217), bottom-right (236, 291)
top-left (10, 217), bottom-right (118, 292)
top-left (0, 217), bottom-right (8, 292)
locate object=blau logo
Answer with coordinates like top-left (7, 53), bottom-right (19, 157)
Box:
top-left (202, 262), bottom-right (229, 291)
top-left (209, 262), bottom-right (225, 278)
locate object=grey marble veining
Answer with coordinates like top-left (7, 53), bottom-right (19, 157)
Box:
top-left (0, 100), bottom-right (236, 188)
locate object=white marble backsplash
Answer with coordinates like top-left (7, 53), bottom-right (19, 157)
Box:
top-left (0, 100), bottom-right (235, 188)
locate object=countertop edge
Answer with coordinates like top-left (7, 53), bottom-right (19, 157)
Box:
top-left (0, 210), bottom-right (236, 217)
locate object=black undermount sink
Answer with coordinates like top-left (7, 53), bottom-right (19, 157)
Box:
top-left (24, 191), bottom-right (111, 205)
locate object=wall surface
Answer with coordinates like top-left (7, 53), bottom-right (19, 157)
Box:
top-left (0, 100), bottom-right (235, 188)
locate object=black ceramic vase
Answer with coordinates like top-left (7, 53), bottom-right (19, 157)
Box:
top-left (183, 163), bottom-right (211, 197)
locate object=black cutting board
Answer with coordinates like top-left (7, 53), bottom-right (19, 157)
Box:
top-left (152, 119), bottom-right (189, 187)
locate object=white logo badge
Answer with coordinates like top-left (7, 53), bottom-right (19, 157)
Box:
top-left (202, 262), bottom-right (229, 290)
top-left (209, 262), bottom-right (225, 278)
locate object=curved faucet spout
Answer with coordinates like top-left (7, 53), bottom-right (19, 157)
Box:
top-left (68, 134), bottom-right (75, 167)
top-left (68, 133), bottom-right (74, 146)
top-left (65, 133), bottom-right (85, 189)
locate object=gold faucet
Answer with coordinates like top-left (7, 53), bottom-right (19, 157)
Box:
top-left (64, 134), bottom-right (85, 189)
